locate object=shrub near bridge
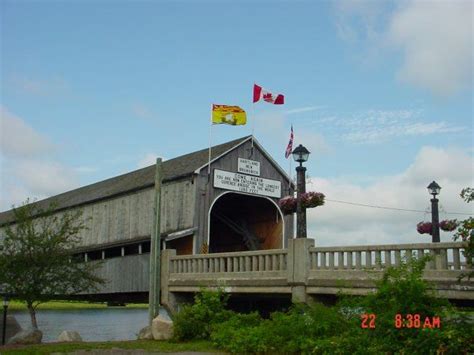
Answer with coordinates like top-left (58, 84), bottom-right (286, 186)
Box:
top-left (173, 258), bottom-right (473, 354)
top-left (172, 288), bottom-right (233, 340)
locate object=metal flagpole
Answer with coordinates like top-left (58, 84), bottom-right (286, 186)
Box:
top-left (251, 83), bottom-right (256, 151)
top-left (289, 155), bottom-right (292, 195)
top-left (288, 124), bottom-right (293, 195)
top-left (208, 106), bottom-right (212, 181)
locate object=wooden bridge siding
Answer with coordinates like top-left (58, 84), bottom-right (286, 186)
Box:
top-left (76, 180), bottom-right (195, 248)
top-left (90, 254), bottom-right (150, 294)
top-left (194, 139), bottom-right (294, 253)
top-left (161, 178), bottom-right (196, 236)
top-left (0, 178), bottom-right (197, 250)
top-left (77, 189), bottom-right (154, 247)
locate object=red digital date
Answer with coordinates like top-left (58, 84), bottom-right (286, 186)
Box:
top-left (361, 313), bottom-right (441, 329)
top-left (361, 313), bottom-right (376, 329)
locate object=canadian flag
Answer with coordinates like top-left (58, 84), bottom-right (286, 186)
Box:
top-left (253, 84), bottom-right (284, 105)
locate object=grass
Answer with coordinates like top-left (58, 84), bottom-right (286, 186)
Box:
top-left (8, 300), bottom-right (148, 311)
top-left (0, 339), bottom-right (221, 354)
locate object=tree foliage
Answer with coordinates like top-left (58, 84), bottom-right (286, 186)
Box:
top-left (0, 199), bottom-right (105, 328)
top-left (453, 187), bottom-right (473, 279)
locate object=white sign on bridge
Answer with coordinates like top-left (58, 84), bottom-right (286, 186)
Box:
top-left (237, 158), bottom-right (260, 176)
top-left (213, 169), bottom-right (281, 198)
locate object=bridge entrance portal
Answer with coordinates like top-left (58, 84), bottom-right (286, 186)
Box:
top-left (208, 192), bottom-right (284, 253)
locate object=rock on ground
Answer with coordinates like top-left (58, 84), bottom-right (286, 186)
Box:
top-left (58, 330), bottom-right (83, 342)
top-left (151, 315), bottom-right (174, 340)
top-left (7, 328), bottom-right (42, 345)
top-left (137, 325), bottom-right (153, 340)
top-left (0, 315), bottom-right (22, 343)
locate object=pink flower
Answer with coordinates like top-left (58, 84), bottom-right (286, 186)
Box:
top-left (439, 219), bottom-right (458, 232)
top-left (278, 192), bottom-right (325, 215)
top-left (417, 221), bottom-right (432, 235)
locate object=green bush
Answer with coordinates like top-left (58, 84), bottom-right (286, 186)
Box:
top-left (174, 259), bottom-right (473, 354)
top-left (172, 288), bottom-right (232, 340)
top-left (210, 312), bottom-right (267, 353)
top-left (355, 257), bottom-right (454, 353)
top-left (211, 303), bottom-right (353, 354)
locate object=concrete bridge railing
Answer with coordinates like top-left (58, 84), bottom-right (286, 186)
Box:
top-left (308, 242), bottom-right (468, 271)
top-left (160, 240), bottom-right (472, 312)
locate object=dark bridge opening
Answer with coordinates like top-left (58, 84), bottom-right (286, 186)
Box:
top-left (209, 192), bottom-right (283, 253)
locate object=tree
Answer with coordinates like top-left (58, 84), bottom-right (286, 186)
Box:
top-left (0, 199), bottom-right (105, 329)
top-left (453, 187), bottom-right (473, 279)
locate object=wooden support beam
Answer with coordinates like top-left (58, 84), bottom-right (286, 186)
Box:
top-left (149, 158), bottom-right (163, 324)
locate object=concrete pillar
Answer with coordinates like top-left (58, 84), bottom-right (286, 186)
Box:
top-left (160, 249), bottom-right (176, 314)
top-left (287, 238), bottom-right (314, 303)
top-left (138, 243), bottom-right (142, 255)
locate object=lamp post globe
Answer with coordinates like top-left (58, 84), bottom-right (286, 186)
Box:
top-left (292, 144), bottom-right (310, 166)
top-left (427, 181), bottom-right (441, 243)
top-left (292, 144), bottom-right (310, 238)
top-left (427, 181), bottom-right (441, 197)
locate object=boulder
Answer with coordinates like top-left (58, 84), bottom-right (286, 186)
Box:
top-left (0, 315), bottom-right (22, 343)
top-left (7, 328), bottom-right (42, 345)
top-left (58, 330), bottom-right (83, 342)
top-left (137, 325), bottom-right (153, 340)
top-left (151, 315), bottom-right (174, 340)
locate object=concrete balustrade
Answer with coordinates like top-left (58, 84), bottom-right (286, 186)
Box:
top-left (160, 241), bottom-right (473, 313)
top-left (308, 242), bottom-right (468, 271)
top-left (169, 249), bottom-right (288, 274)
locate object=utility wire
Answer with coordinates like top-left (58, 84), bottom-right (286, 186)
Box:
top-left (325, 199), bottom-right (473, 216)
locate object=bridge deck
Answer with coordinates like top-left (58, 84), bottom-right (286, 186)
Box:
top-left (161, 241), bottom-right (473, 311)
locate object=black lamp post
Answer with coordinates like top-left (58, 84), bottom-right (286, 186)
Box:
top-left (1, 286), bottom-right (9, 346)
top-left (292, 144), bottom-right (310, 239)
top-left (427, 181), bottom-right (441, 243)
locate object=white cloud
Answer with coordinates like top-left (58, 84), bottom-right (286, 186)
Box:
top-left (11, 75), bottom-right (69, 97)
top-left (0, 108), bottom-right (81, 211)
top-left (137, 153), bottom-right (165, 169)
top-left (74, 166), bottom-right (98, 174)
top-left (253, 109), bottom-right (331, 162)
top-left (12, 160), bottom-right (79, 196)
top-left (334, 0), bottom-right (473, 97)
top-left (334, 0), bottom-right (386, 44)
top-left (306, 146), bottom-right (474, 246)
top-left (285, 106), bottom-right (325, 115)
top-left (388, 0), bottom-right (473, 96)
top-left (0, 107), bottom-right (55, 157)
top-left (132, 103), bottom-right (155, 120)
top-left (311, 109), bottom-right (465, 144)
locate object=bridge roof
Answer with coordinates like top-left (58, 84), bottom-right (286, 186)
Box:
top-left (0, 135), bottom-right (252, 226)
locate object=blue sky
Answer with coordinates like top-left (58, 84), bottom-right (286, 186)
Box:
top-left (1, 0), bottom-right (473, 245)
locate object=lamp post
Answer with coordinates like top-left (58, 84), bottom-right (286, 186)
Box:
top-left (292, 144), bottom-right (310, 239)
top-left (1, 286), bottom-right (9, 346)
top-left (427, 181), bottom-right (441, 243)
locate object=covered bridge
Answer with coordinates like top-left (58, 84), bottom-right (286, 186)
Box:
top-left (0, 136), bottom-right (294, 301)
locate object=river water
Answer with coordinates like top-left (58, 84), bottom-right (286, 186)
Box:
top-left (10, 308), bottom-right (149, 342)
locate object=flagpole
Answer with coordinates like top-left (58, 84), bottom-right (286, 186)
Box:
top-left (289, 155), bottom-right (292, 195)
top-left (251, 95), bottom-right (255, 151)
top-left (208, 107), bottom-right (212, 181)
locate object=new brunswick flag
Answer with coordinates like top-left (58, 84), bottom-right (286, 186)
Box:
top-left (212, 104), bottom-right (247, 125)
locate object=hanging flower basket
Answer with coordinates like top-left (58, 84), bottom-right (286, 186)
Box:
top-left (278, 196), bottom-right (297, 215)
top-left (278, 192), bottom-right (325, 215)
top-left (439, 219), bottom-right (458, 232)
top-left (301, 192), bottom-right (325, 209)
top-left (417, 221), bottom-right (432, 235)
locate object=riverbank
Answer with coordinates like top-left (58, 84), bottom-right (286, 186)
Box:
top-left (0, 340), bottom-right (222, 354)
top-left (8, 300), bottom-right (148, 311)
